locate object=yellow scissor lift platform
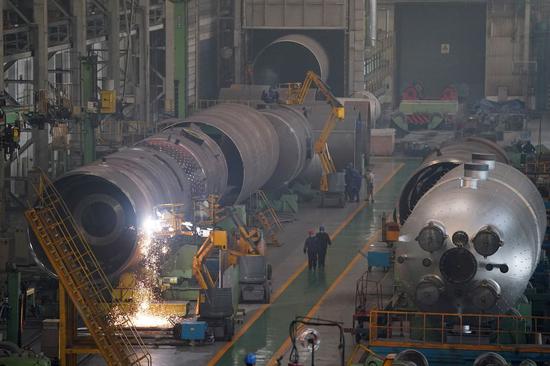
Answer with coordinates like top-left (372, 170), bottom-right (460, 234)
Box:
top-left (25, 172), bottom-right (151, 366)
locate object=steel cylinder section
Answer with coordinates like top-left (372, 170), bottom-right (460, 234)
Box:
top-left (396, 153), bottom-right (545, 313)
top-left (253, 34), bottom-right (330, 86)
top-left (398, 137), bottom-right (509, 224)
top-left (184, 104), bottom-right (280, 204)
top-left (260, 105), bottom-right (313, 189)
top-left (31, 146), bottom-right (193, 277)
top-left (30, 103), bottom-right (315, 277)
top-left (136, 125), bottom-right (228, 199)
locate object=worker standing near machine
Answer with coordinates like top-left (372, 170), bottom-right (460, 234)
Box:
top-left (303, 230), bottom-right (318, 271)
top-left (364, 169), bottom-right (375, 202)
top-left (315, 226), bottom-right (331, 269)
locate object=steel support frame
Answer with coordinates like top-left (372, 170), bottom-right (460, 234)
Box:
top-left (174, 0), bottom-right (187, 118)
top-left (6, 268), bottom-right (21, 346)
top-left (164, 0), bottom-right (175, 115)
top-left (136, 0), bottom-right (151, 126)
top-left (59, 284), bottom-right (100, 366)
top-left (80, 57), bottom-right (97, 164)
top-left (107, 0), bottom-right (121, 94)
top-left (32, 0), bottom-right (50, 172)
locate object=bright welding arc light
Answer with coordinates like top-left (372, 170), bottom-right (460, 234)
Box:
top-left (143, 216), bottom-right (162, 235)
top-left (197, 227), bottom-right (212, 238)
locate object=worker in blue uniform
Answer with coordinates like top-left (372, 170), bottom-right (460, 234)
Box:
top-left (245, 353), bottom-right (256, 366)
top-left (303, 229), bottom-right (318, 271)
top-left (315, 226), bottom-right (331, 269)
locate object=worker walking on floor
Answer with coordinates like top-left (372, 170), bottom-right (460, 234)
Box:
top-left (365, 169), bottom-right (375, 202)
top-left (303, 230), bottom-right (318, 271)
top-left (315, 226), bottom-right (331, 269)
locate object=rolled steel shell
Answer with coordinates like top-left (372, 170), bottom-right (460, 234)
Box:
top-left (396, 139), bottom-right (545, 314)
top-left (260, 105), bottom-right (313, 189)
top-left (253, 34), bottom-right (330, 84)
top-left (184, 104), bottom-right (279, 204)
top-left (398, 137), bottom-right (509, 224)
top-left (31, 146), bottom-right (193, 277)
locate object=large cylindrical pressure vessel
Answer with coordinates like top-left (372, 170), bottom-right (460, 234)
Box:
top-left (33, 145), bottom-right (194, 277)
top-left (260, 105), bottom-right (313, 189)
top-left (398, 137), bottom-right (509, 224)
top-left (31, 103), bottom-right (318, 277)
top-left (184, 103), bottom-right (279, 204)
top-left (253, 34), bottom-right (329, 86)
top-left (396, 148), bottom-right (545, 314)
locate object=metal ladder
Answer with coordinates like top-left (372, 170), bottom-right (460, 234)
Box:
top-left (25, 173), bottom-right (151, 366)
top-left (252, 191), bottom-right (283, 246)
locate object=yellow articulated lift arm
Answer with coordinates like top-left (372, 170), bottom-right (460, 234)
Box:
top-left (192, 230), bottom-right (227, 290)
top-left (282, 71), bottom-right (345, 193)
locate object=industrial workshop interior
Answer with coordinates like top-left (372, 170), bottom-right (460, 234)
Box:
top-left (3, 0), bottom-right (550, 365)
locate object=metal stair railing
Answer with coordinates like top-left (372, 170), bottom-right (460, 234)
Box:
top-left (25, 172), bottom-right (151, 366)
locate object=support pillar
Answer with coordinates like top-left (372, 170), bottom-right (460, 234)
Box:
top-left (0, 0), bottom-right (6, 231)
top-left (164, 0), bottom-right (175, 115)
top-left (6, 266), bottom-right (21, 346)
top-left (174, 1), bottom-right (187, 118)
top-left (107, 0), bottom-right (120, 94)
top-left (136, 0), bottom-right (151, 126)
top-left (80, 57), bottom-right (97, 164)
top-left (32, 0), bottom-right (49, 171)
top-left (0, 0), bottom-right (4, 94)
top-left (234, 0), bottom-right (243, 83)
top-left (70, 0), bottom-right (86, 108)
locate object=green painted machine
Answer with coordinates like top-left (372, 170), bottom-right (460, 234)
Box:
top-left (0, 342), bottom-right (50, 366)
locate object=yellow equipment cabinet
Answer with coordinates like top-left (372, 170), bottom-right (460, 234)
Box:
top-left (100, 90), bottom-right (116, 114)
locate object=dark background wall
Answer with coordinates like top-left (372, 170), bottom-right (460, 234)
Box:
top-left (396, 2), bottom-right (486, 105)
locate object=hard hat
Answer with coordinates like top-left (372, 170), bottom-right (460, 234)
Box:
top-left (244, 353), bottom-right (257, 365)
top-left (308, 229), bottom-right (314, 235)
top-left (319, 225), bottom-right (325, 232)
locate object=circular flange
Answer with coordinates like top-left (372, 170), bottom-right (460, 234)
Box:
top-left (439, 247), bottom-right (478, 284)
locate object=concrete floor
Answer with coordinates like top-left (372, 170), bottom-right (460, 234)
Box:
top-left (79, 157), bottom-right (419, 366)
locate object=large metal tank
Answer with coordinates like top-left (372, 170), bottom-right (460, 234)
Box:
top-left (253, 34), bottom-right (329, 86)
top-left (30, 103), bottom-right (317, 277)
top-left (183, 103), bottom-right (280, 204)
top-left (398, 137), bottom-right (509, 224)
top-left (396, 145), bottom-right (545, 314)
top-left (260, 105), bottom-right (313, 189)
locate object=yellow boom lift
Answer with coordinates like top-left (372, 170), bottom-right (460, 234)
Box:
top-left (281, 71), bottom-right (347, 207)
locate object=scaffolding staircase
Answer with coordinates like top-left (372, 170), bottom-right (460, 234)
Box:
top-left (24, 173), bottom-right (151, 366)
top-left (250, 191), bottom-right (283, 246)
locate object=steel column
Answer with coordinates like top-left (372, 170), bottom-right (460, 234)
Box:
top-left (32, 0), bottom-right (49, 171)
top-left (164, 0), bottom-right (175, 115)
top-left (0, 0), bottom-right (4, 93)
top-left (6, 267), bottom-right (21, 346)
top-left (80, 57), bottom-right (97, 164)
top-left (70, 0), bottom-right (86, 107)
top-left (136, 0), bottom-right (151, 126)
top-left (107, 0), bottom-right (120, 94)
top-left (174, 1), bottom-right (187, 118)
top-left (0, 0), bottom-right (5, 231)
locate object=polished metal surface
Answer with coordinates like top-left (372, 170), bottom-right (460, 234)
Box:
top-left (260, 105), bottom-right (313, 189)
top-left (185, 103), bottom-right (279, 204)
top-left (253, 34), bottom-right (329, 85)
top-left (31, 145), bottom-right (193, 277)
top-left (398, 137), bottom-right (509, 224)
top-left (31, 103), bottom-right (326, 276)
top-left (396, 145), bottom-right (545, 314)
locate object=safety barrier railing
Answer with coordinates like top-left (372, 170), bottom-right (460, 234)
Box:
top-left (368, 310), bottom-right (550, 352)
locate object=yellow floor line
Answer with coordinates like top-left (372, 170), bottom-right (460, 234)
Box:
top-left (207, 162), bottom-right (404, 366)
top-left (267, 231), bottom-right (381, 365)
